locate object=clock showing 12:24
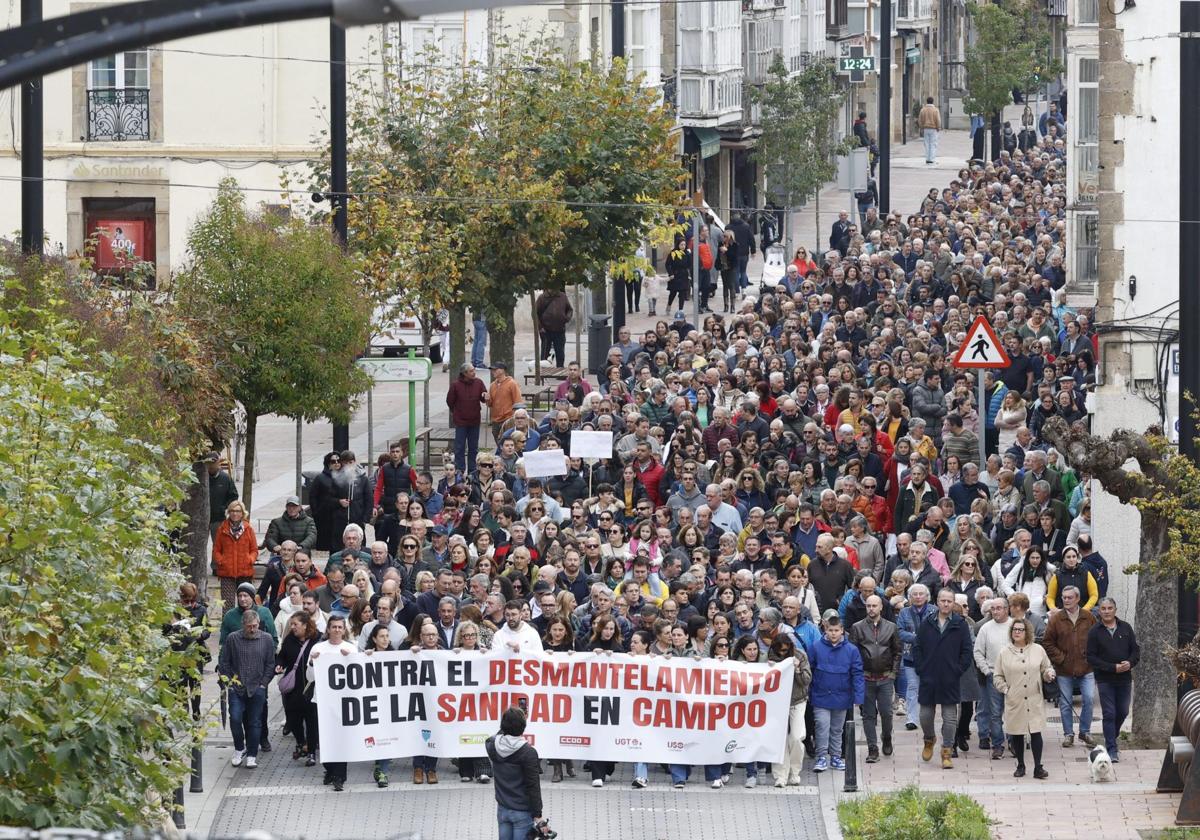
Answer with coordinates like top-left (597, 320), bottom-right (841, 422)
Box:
top-left (839, 57), bottom-right (877, 72)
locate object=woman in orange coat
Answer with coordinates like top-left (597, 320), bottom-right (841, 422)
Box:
top-left (213, 500), bottom-right (259, 606)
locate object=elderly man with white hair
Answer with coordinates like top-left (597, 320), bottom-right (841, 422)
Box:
top-left (973, 596), bottom-right (1013, 758)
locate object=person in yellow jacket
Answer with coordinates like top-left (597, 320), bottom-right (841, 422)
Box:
top-left (1045, 545), bottom-right (1099, 610)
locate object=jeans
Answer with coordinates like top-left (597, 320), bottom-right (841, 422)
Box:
top-left (774, 701), bottom-right (808, 779)
top-left (414, 755), bottom-right (438, 772)
top-left (229, 687), bottom-right (266, 756)
top-left (861, 678), bottom-right (894, 748)
top-left (1097, 681), bottom-right (1132, 753)
top-left (981, 675), bottom-right (1006, 745)
top-left (453, 425), bottom-right (479, 475)
top-left (669, 764), bottom-right (691, 784)
top-left (813, 706), bottom-right (848, 759)
top-left (497, 805), bottom-right (533, 840)
top-left (737, 253), bottom-right (750, 289)
top-left (632, 761), bottom-right (648, 780)
top-left (471, 317), bottom-right (488, 368)
top-left (1056, 672), bottom-right (1095, 736)
top-left (902, 664), bottom-right (920, 726)
top-left (923, 128), bottom-right (939, 162)
top-left (920, 702), bottom-right (959, 746)
top-left (857, 201), bottom-right (874, 231)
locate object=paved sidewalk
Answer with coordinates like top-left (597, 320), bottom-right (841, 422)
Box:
top-left (845, 699), bottom-right (1181, 839)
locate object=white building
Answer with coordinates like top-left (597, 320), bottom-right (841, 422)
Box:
top-left (1077, 0), bottom-right (1178, 621)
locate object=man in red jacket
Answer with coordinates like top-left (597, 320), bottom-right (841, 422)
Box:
top-left (446, 363), bottom-right (489, 474)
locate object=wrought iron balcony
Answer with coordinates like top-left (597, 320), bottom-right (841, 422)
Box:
top-left (87, 88), bottom-right (150, 142)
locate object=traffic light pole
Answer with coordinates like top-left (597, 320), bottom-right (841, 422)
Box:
top-left (19, 0), bottom-right (42, 256)
top-left (878, 0), bottom-right (892, 213)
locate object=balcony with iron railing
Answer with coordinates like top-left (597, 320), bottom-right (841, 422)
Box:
top-left (87, 88), bottom-right (150, 142)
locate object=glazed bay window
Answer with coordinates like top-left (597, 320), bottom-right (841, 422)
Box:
top-left (87, 51), bottom-right (150, 141)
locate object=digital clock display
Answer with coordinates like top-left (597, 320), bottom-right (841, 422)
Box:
top-left (839, 57), bottom-right (876, 71)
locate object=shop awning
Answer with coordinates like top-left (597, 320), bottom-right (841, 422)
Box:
top-left (693, 127), bottom-right (721, 159)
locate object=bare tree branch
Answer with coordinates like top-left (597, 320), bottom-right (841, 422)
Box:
top-left (1040, 416), bottom-right (1167, 503)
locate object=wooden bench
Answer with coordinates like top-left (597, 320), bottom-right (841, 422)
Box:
top-left (523, 367), bottom-right (568, 385)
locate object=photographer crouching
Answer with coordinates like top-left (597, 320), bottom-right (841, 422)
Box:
top-left (486, 705), bottom-right (550, 840)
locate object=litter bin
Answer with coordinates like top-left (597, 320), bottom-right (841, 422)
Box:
top-left (587, 313), bottom-right (612, 376)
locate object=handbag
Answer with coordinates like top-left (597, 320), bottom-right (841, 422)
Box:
top-left (278, 638), bottom-right (311, 695)
top-left (1041, 674), bottom-right (1060, 703)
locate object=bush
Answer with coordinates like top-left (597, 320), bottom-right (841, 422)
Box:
top-left (838, 786), bottom-right (992, 840)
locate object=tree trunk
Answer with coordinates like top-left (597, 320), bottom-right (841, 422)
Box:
top-left (1133, 515), bottom-right (1179, 747)
top-left (491, 301), bottom-right (516, 376)
top-left (241, 412), bottom-right (257, 514)
top-left (179, 460), bottom-right (210, 589)
top-left (449, 307), bottom-right (466, 371)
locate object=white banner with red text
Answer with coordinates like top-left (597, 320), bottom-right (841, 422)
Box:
top-left (312, 648), bottom-right (793, 764)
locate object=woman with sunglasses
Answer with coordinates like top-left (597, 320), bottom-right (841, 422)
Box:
top-left (600, 522), bottom-right (630, 562)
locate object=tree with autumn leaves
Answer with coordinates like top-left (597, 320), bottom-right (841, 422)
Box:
top-left (319, 40), bottom-right (683, 370)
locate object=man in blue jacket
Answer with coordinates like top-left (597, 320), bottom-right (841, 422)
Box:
top-left (914, 588), bottom-right (974, 769)
top-left (896, 583), bottom-right (932, 731)
top-left (808, 610), bottom-right (865, 773)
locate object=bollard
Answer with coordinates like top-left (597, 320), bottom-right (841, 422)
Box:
top-left (172, 784), bottom-right (185, 829)
top-left (190, 743), bottom-right (204, 793)
top-left (843, 705), bottom-right (858, 792)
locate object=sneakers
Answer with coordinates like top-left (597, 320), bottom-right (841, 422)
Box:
top-left (894, 698), bottom-right (907, 717)
top-left (460, 775), bottom-right (473, 783)
top-left (332, 779), bottom-right (344, 791)
top-left (720, 773), bottom-right (731, 785)
top-left (1110, 751), bottom-right (1121, 763)
top-left (1062, 734), bottom-right (1074, 747)
top-left (1080, 733), bottom-right (1096, 748)
top-left (592, 779), bottom-right (604, 788)
top-left (260, 740), bottom-right (272, 753)
top-left (905, 722), bottom-right (918, 731)
top-left (787, 772), bottom-right (803, 786)
top-left (710, 778), bottom-right (724, 789)
top-left (633, 777), bottom-right (647, 789)
top-left (866, 746), bottom-right (880, 763)
top-left (744, 776), bottom-right (757, 788)
top-left (774, 776), bottom-right (786, 788)
top-left (673, 782), bottom-right (685, 790)
top-left (813, 757), bottom-right (828, 773)
top-left (830, 757), bottom-right (846, 771)
top-left (992, 746), bottom-right (1006, 761)
top-left (478, 774), bottom-right (491, 783)
top-left (978, 738), bottom-right (991, 752)
top-left (231, 751), bottom-right (245, 767)
top-left (376, 771), bottom-right (389, 788)
top-left (305, 753), bottom-right (317, 767)
top-left (245, 756), bottom-right (258, 769)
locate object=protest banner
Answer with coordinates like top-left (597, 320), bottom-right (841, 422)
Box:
top-left (569, 430), bottom-right (613, 460)
top-left (521, 449), bottom-right (568, 479)
top-left (312, 649), bottom-right (792, 764)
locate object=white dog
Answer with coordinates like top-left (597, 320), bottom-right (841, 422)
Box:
top-left (1089, 745), bottom-right (1116, 783)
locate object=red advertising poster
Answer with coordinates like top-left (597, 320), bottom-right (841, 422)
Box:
top-left (94, 219), bottom-right (145, 269)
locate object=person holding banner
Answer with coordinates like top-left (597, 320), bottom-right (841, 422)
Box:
top-left (305, 615), bottom-right (355, 790)
top-left (767, 634), bottom-right (813, 786)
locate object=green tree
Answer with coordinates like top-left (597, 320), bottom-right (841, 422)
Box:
top-left (964, 0), bottom-right (1060, 160)
top-left (177, 180), bottom-right (372, 511)
top-left (752, 55), bottom-right (850, 254)
top-left (317, 41), bottom-right (681, 371)
top-left (0, 286), bottom-right (201, 829)
top-left (1041, 416), bottom-right (1200, 744)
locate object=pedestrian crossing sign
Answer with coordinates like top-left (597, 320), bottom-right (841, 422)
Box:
top-left (952, 315), bottom-right (1011, 368)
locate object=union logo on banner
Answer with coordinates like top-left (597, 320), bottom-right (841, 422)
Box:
top-left (421, 729), bottom-right (432, 742)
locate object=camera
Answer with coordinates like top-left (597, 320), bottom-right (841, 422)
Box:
top-left (527, 818), bottom-right (557, 839)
